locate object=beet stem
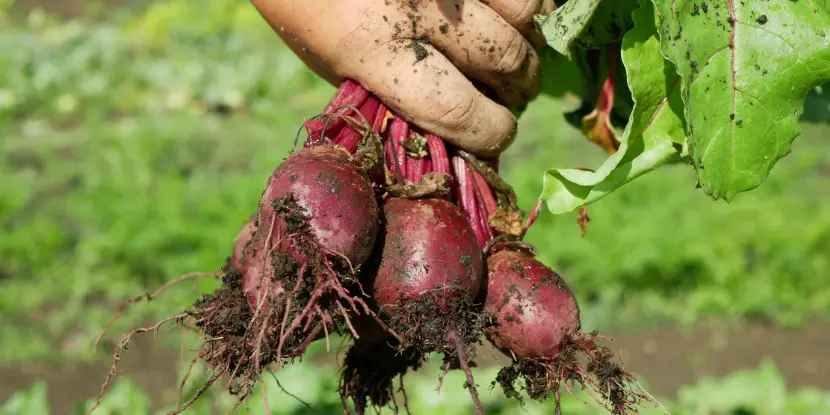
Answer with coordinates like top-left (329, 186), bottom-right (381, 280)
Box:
top-left (452, 156), bottom-right (488, 248)
top-left (471, 170), bottom-right (498, 218)
top-left (308, 80), bottom-right (370, 142)
top-left (470, 171), bottom-right (495, 242)
top-left (338, 97), bottom-right (381, 153)
top-left (387, 117), bottom-right (408, 182)
top-left (425, 133), bottom-right (450, 175)
top-left (521, 199), bottom-right (544, 238)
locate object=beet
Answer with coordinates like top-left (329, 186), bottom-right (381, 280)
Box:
top-left (366, 196), bottom-right (487, 413)
top-left (484, 247), bottom-right (581, 360)
top-left (162, 142), bottom-right (385, 409)
top-left (372, 197), bottom-right (483, 310)
top-left (483, 243), bottom-right (656, 415)
top-left (240, 143), bottom-right (379, 311)
top-left (87, 142), bottom-right (387, 415)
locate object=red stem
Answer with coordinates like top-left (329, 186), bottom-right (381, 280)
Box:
top-left (405, 128), bottom-right (424, 183)
top-left (337, 97), bottom-right (380, 153)
top-left (426, 133), bottom-right (451, 175)
top-left (522, 199), bottom-right (544, 238)
top-left (598, 44), bottom-right (617, 113)
top-left (452, 156), bottom-right (487, 248)
top-left (387, 117), bottom-right (408, 182)
top-left (470, 171), bottom-right (495, 242)
top-left (471, 171), bottom-right (497, 217)
top-left (371, 103), bottom-right (388, 133)
top-left (306, 80), bottom-right (369, 145)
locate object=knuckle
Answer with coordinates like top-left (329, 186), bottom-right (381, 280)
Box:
top-left (435, 93), bottom-right (478, 133)
top-left (508, 0), bottom-right (541, 26)
top-left (493, 32), bottom-right (530, 76)
top-left (488, 120), bottom-right (516, 155)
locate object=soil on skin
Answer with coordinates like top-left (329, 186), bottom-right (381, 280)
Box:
top-left (385, 288), bottom-right (484, 358)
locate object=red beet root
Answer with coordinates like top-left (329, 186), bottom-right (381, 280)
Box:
top-left (368, 196), bottom-right (487, 414)
top-left (173, 143), bottom-right (382, 409)
top-left (484, 247), bottom-right (581, 361)
top-left (241, 143), bottom-right (379, 311)
top-left (372, 197), bottom-right (482, 310)
top-left (483, 243), bottom-right (657, 415)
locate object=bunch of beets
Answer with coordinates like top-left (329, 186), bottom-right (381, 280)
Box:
top-left (89, 79), bottom-right (658, 415)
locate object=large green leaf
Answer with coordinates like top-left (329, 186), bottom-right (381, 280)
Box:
top-left (535, 0), bottom-right (638, 58)
top-left (539, 0), bottom-right (686, 214)
top-left (651, 0), bottom-right (830, 201)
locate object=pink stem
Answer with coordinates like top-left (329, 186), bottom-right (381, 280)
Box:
top-left (426, 133), bottom-right (451, 175)
top-left (452, 156), bottom-right (487, 248)
top-left (337, 97), bottom-right (380, 153)
top-left (471, 171), bottom-right (497, 217)
top-left (522, 200), bottom-right (544, 238)
top-left (305, 79), bottom-right (369, 144)
top-left (405, 127), bottom-right (424, 183)
top-left (470, 171), bottom-right (495, 242)
top-left (367, 103), bottom-right (389, 188)
top-left (422, 159), bottom-right (432, 175)
top-left (371, 103), bottom-right (388, 133)
top-left (387, 117), bottom-right (408, 182)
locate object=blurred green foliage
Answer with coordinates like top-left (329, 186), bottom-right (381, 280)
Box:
top-left (1, 0), bottom-right (830, 413)
top-left (4, 359), bottom-right (830, 415)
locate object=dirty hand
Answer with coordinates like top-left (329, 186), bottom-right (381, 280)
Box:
top-left (251, 0), bottom-right (554, 158)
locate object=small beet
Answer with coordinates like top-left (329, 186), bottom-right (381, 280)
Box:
top-left (87, 142), bottom-right (388, 415)
top-left (483, 242), bottom-right (658, 414)
top-left (484, 247), bottom-right (581, 361)
top-left (372, 197), bottom-right (483, 310)
top-left (241, 143), bottom-right (379, 311)
top-left (181, 142), bottom-right (384, 406)
top-left (366, 196), bottom-right (487, 413)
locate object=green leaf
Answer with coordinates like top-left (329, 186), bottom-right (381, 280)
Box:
top-left (535, 0), bottom-right (639, 58)
top-left (539, 0), bottom-right (686, 214)
top-left (651, 0), bottom-right (830, 201)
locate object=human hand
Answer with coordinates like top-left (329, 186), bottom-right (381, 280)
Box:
top-left (251, 0), bottom-right (554, 158)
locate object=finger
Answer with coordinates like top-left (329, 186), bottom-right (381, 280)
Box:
top-left (421, 0), bottom-right (542, 108)
top-left (481, 0), bottom-right (543, 35)
top-left (340, 39), bottom-right (516, 157)
top-left (483, 0), bottom-right (556, 50)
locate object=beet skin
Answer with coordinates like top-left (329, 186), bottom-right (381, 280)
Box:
top-left (483, 245), bottom-right (654, 414)
top-left (242, 143), bottom-right (379, 309)
top-left (483, 248), bottom-right (581, 360)
top-left (372, 197), bottom-right (483, 312)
